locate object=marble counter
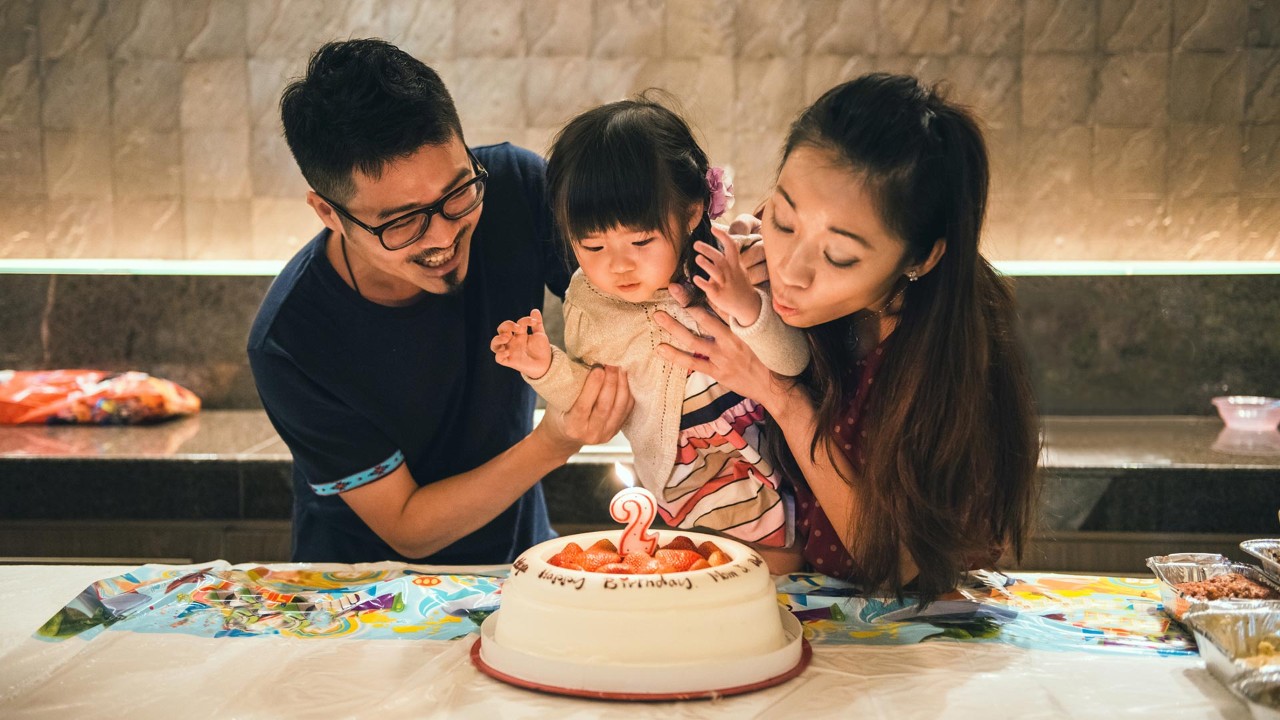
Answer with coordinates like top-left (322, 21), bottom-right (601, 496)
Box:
top-left (2, 411), bottom-right (1277, 570)
top-left (4, 410), bottom-right (1278, 468)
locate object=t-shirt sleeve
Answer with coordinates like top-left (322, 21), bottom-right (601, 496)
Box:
top-left (511, 145), bottom-right (572, 299)
top-left (249, 343), bottom-right (404, 497)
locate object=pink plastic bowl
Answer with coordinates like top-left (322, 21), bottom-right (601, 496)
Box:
top-left (1212, 396), bottom-right (1280, 432)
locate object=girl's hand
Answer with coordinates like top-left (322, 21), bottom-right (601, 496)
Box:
top-left (693, 225), bottom-right (762, 327)
top-left (654, 285), bottom-right (782, 406)
top-left (491, 309), bottom-right (553, 379)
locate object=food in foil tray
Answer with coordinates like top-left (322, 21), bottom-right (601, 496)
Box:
top-left (1245, 638), bottom-right (1280, 670)
top-left (1174, 573), bottom-right (1279, 601)
top-left (1242, 540), bottom-right (1280, 578)
top-left (1147, 554), bottom-right (1280, 621)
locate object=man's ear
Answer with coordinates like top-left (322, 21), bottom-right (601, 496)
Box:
top-left (915, 238), bottom-right (947, 277)
top-left (308, 191), bottom-right (345, 237)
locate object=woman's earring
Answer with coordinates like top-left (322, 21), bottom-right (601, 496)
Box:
top-left (907, 269), bottom-right (920, 282)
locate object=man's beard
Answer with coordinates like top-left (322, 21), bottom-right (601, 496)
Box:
top-left (438, 267), bottom-right (465, 295)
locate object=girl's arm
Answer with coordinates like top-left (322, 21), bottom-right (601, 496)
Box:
top-left (525, 346), bottom-right (594, 412)
top-left (731, 288), bottom-right (809, 376)
top-left (498, 279), bottom-right (597, 412)
top-left (689, 228), bottom-right (809, 377)
top-left (674, 283), bottom-right (809, 377)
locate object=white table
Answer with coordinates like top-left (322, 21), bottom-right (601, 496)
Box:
top-left (0, 564), bottom-right (1252, 719)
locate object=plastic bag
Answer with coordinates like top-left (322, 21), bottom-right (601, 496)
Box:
top-left (0, 369), bottom-right (201, 425)
top-left (36, 562), bottom-right (505, 642)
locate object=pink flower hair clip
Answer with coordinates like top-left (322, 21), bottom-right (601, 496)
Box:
top-left (706, 166), bottom-right (735, 220)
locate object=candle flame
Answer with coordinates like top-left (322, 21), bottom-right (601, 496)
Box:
top-left (613, 462), bottom-right (635, 487)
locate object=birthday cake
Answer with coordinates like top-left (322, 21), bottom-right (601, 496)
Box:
top-left (475, 488), bottom-right (804, 696)
top-left (492, 529), bottom-right (787, 664)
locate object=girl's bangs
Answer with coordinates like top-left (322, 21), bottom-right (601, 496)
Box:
top-left (560, 147), bottom-right (676, 243)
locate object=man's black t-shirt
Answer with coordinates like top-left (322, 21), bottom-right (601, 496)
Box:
top-left (248, 143), bottom-right (570, 564)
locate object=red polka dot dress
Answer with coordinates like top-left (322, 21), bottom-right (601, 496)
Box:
top-left (793, 340), bottom-right (889, 579)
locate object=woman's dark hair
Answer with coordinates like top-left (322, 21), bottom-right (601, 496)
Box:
top-left (781, 73), bottom-right (1040, 602)
top-left (280, 38), bottom-right (463, 202)
top-left (545, 93), bottom-right (716, 295)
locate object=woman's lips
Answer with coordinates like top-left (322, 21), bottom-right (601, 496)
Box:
top-left (772, 297), bottom-right (799, 317)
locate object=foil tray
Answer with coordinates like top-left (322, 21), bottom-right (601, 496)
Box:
top-left (1231, 668), bottom-right (1280, 720)
top-left (1242, 540), bottom-right (1280, 586)
top-left (1145, 553), bottom-right (1280, 621)
top-left (1183, 602), bottom-right (1280, 684)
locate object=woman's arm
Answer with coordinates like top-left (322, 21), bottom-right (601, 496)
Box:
top-left (655, 308), bottom-right (923, 583)
top-left (770, 385), bottom-right (920, 582)
top-left (752, 370), bottom-right (861, 555)
top-left (652, 302), bottom-right (859, 553)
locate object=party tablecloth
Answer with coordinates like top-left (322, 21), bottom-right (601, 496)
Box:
top-left (0, 563), bottom-right (1253, 719)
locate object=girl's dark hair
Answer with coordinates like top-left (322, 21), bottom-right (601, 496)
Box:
top-left (781, 74), bottom-right (1040, 603)
top-left (280, 38), bottom-right (463, 202)
top-left (546, 93), bottom-right (716, 295)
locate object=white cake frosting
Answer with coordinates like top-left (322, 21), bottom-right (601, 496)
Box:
top-left (491, 530), bottom-right (788, 666)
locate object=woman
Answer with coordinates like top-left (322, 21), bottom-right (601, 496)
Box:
top-left (655, 73), bottom-right (1040, 602)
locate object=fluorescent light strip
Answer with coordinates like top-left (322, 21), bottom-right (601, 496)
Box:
top-left (0, 259), bottom-right (1277, 277)
top-left (995, 261), bottom-right (1280, 276)
top-left (0, 259), bottom-right (287, 276)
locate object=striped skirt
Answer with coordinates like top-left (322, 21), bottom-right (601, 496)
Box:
top-left (656, 370), bottom-right (791, 547)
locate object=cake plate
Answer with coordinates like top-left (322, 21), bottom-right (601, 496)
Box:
top-left (471, 608), bottom-right (810, 701)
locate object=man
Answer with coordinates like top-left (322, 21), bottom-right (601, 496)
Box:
top-left (248, 39), bottom-right (631, 564)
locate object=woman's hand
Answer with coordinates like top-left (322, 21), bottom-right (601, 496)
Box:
top-left (491, 309), bottom-right (552, 379)
top-left (727, 212), bottom-right (767, 287)
top-left (728, 212), bottom-right (762, 236)
top-left (653, 284), bottom-right (784, 407)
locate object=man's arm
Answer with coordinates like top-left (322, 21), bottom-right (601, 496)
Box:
top-left (340, 365), bottom-right (632, 558)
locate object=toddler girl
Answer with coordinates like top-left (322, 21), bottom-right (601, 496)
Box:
top-left (491, 97), bottom-right (809, 547)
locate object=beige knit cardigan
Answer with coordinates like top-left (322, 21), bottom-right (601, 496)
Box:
top-left (526, 270), bottom-right (811, 493)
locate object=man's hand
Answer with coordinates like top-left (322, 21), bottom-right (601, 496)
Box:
top-left (491, 309), bottom-right (552, 379)
top-left (693, 226), bottom-right (762, 327)
top-left (535, 365), bottom-right (633, 456)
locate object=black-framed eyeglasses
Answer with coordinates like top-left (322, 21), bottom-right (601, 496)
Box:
top-left (317, 151), bottom-right (488, 251)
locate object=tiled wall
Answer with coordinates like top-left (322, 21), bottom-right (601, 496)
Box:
top-left (3, 272), bottom-right (1277, 413)
top-left (1, 0), bottom-right (1278, 261)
